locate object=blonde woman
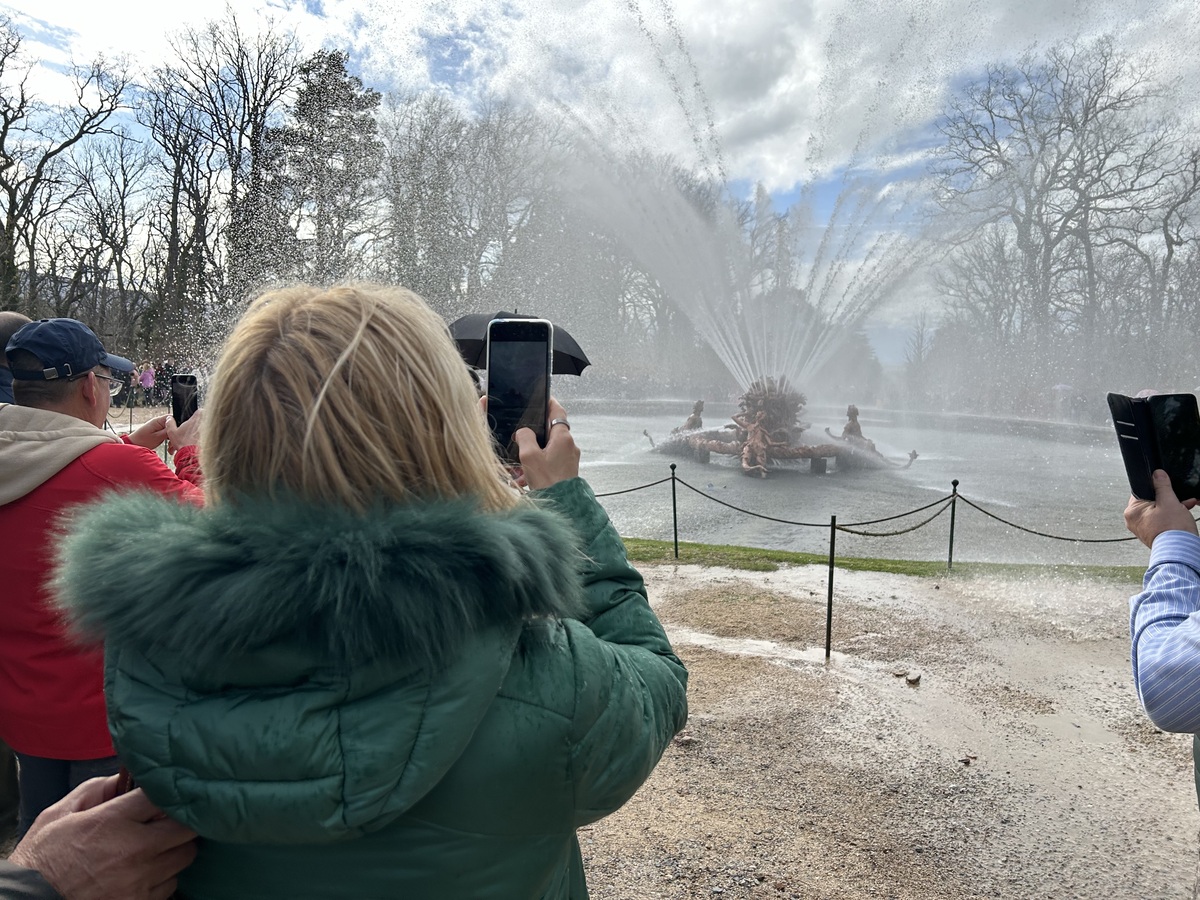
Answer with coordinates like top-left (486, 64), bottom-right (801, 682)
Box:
top-left (53, 284), bottom-right (688, 899)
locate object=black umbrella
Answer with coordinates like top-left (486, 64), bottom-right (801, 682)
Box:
top-left (448, 311), bottom-right (591, 376)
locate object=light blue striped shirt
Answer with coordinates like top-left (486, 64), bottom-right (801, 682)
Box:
top-left (1130, 529), bottom-right (1200, 733)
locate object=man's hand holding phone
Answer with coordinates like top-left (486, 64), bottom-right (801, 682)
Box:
top-left (166, 409), bottom-right (202, 456)
top-left (514, 398), bottom-right (579, 490)
top-left (1125, 469), bottom-right (1200, 548)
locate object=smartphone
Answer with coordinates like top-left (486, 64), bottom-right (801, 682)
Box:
top-left (1108, 391), bottom-right (1200, 501)
top-left (114, 764), bottom-right (136, 795)
top-left (170, 374), bottom-right (199, 426)
top-left (485, 319), bottom-right (553, 464)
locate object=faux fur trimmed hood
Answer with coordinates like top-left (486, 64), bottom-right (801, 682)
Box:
top-left (54, 490), bottom-right (586, 672)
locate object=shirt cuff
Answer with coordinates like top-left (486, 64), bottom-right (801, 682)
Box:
top-left (1149, 530), bottom-right (1200, 572)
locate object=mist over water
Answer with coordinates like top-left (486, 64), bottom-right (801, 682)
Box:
top-left (373, 1), bottom-right (1187, 561)
top-left (448, 0), bottom-right (1200, 416)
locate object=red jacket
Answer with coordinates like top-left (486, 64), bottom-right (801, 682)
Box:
top-left (0, 405), bottom-right (201, 758)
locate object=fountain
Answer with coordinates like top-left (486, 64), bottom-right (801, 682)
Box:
top-left (514, 2), bottom-right (934, 476)
top-left (243, 2), bottom-right (1185, 558)
top-left (649, 378), bottom-right (917, 476)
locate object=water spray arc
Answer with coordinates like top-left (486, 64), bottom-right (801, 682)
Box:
top-left (556, 0), bottom-right (933, 400)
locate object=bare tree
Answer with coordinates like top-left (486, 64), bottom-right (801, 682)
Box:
top-left (373, 93), bottom-right (564, 318)
top-left (161, 13), bottom-right (300, 303)
top-left (903, 309), bottom-right (933, 406)
top-left (73, 130), bottom-right (156, 347)
top-left (0, 17), bottom-right (129, 313)
top-left (375, 92), bottom-right (471, 313)
top-left (139, 67), bottom-right (223, 344)
top-left (932, 37), bottom-right (1191, 408)
top-left (936, 40), bottom-right (1165, 335)
top-left (455, 100), bottom-right (552, 305)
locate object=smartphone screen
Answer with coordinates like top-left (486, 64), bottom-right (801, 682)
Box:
top-left (1150, 393), bottom-right (1200, 501)
top-left (170, 374), bottom-right (199, 426)
top-left (486, 320), bottom-right (553, 464)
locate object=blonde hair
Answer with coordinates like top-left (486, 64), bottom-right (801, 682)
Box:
top-left (201, 284), bottom-right (519, 513)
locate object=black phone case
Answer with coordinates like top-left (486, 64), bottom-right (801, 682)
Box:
top-left (486, 321), bottom-right (552, 464)
top-left (1108, 392), bottom-right (1200, 502)
top-left (171, 376), bottom-right (198, 426)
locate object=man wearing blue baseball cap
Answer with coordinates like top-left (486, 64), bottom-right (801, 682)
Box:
top-left (5, 316), bottom-right (136, 385)
top-left (0, 318), bottom-right (204, 833)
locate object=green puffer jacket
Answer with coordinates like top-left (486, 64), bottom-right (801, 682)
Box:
top-left (53, 477), bottom-right (688, 900)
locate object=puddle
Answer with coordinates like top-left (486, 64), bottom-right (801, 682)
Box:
top-left (666, 626), bottom-right (849, 665)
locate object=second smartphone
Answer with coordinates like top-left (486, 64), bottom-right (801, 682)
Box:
top-left (485, 319), bottom-right (553, 464)
top-left (170, 373), bottom-right (199, 426)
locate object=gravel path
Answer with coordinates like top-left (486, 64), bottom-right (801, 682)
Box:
top-left (582, 564), bottom-right (1196, 899)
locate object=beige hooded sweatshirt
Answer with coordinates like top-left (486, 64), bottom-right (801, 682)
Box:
top-left (0, 404), bottom-right (121, 507)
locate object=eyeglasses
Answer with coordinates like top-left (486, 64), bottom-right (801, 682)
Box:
top-left (87, 372), bottom-right (124, 398)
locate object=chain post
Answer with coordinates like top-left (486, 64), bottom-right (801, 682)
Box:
top-left (670, 464), bottom-right (679, 559)
top-left (826, 515), bottom-right (836, 660)
top-left (947, 479), bottom-right (959, 572)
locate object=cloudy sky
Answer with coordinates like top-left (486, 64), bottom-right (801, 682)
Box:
top-left (4, 0), bottom-right (1197, 194)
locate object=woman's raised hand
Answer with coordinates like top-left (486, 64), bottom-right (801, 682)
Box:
top-left (514, 397), bottom-right (579, 490)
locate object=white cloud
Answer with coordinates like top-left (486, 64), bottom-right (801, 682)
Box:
top-left (343, 0), bottom-right (1200, 192)
top-left (0, 0), bottom-right (336, 105)
top-left (2, 0), bottom-right (1197, 190)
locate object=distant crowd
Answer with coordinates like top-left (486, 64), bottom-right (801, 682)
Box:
top-left (117, 360), bottom-right (180, 408)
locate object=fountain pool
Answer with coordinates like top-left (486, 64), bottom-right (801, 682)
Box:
top-left (572, 401), bottom-right (1142, 568)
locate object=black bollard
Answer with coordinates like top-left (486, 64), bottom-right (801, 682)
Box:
top-left (947, 479), bottom-right (959, 572)
top-left (826, 515), bottom-right (836, 660)
top-left (670, 464), bottom-right (679, 560)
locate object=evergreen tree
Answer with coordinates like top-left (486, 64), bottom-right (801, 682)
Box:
top-left (275, 50), bottom-right (382, 284)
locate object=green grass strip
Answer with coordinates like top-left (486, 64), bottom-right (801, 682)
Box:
top-left (620, 537), bottom-right (1146, 584)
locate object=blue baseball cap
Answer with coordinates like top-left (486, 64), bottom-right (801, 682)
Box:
top-left (5, 318), bottom-right (134, 381)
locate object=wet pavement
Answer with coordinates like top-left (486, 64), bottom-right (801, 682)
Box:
top-left (582, 562), bottom-right (1197, 899)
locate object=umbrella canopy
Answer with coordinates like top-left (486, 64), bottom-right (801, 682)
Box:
top-left (448, 311), bottom-right (591, 376)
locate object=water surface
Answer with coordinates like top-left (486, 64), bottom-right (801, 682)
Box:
top-left (572, 401), bottom-right (1141, 566)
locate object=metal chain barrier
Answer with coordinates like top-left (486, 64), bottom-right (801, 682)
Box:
top-left (835, 499), bottom-right (953, 537)
top-left (954, 494), bottom-right (1139, 543)
top-left (586, 465), bottom-right (1146, 660)
top-left (672, 476), bottom-right (832, 527)
top-left (594, 477), bottom-right (674, 498)
top-left (837, 494), bottom-right (955, 528)
top-left (592, 465), bottom-right (1136, 544)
